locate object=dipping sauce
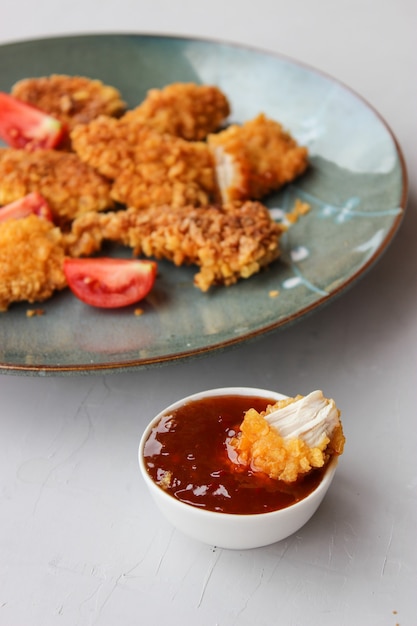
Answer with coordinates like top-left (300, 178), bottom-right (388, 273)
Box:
top-left (143, 395), bottom-right (328, 515)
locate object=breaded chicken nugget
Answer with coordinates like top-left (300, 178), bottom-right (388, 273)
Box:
top-left (0, 214), bottom-right (67, 311)
top-left (71, 117), bottom-right (219, 209)
top-left (230, 391), bottom-right (345, 483)
top-left (122, 82), bottom-right (230, 140)
top-left (208, 113), bottom-right (308, 203)
top-left (110, 137), bottom-right (218, 209)
top-left (64, 201), bottom-right (284, 291)
top-left (0, 148), bottom-right (114, 224)
top-left (71, 116), bottom-right (139, 179)
top-left (11, 74), bottom-right (126, 131)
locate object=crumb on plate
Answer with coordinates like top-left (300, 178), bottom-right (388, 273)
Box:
top-left (286, 198), bottom-right (311, 224)
top-left (26, 308), bottom-right (45, 317)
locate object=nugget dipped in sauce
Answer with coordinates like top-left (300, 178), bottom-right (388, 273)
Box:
top-left (208, 113), bottom-right (308, 203)
top-left (229, 390), bottom-right (345, 483)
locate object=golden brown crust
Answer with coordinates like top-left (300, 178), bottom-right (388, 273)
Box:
top-left (0, 79), bottom-right (310, 311)
top-left (229, 406), bottom-right (326, 483)
top-left (122, 82), bottom-right (230, 140)
top-left (0, 215), bottom-right (67, 311)
top-left (70, 115), bottom-right (142, 179)
top-left (208, 113), bottom-right (309, 203)
top-left (71, 117), bottom-right (219, 209)
top-left (0, 148), bottom-right (114, 224)
top-left (64, 201), bottom-right (284, 291)
top-left (110, 139), bottom-right (218, 209)
top-left (11, 74), bottom-right (126, 131)
top-left (229, 396), bottom-right (345, 483)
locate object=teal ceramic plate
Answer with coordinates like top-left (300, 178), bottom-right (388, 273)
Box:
top-left (0, 34), bottom-right (407, 375)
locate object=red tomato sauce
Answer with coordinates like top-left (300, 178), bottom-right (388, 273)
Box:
top-left (143, 395), bottom-right (328, 515)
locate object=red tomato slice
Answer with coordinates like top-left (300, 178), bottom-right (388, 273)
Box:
top-left (63, 258), bottom-right (157, 308)
top-left (0, 91), bottom-right (66, 150)
top-left (0, 192), bottom-right (53, 223)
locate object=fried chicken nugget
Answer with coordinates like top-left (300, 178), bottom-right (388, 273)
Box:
top-left (64, 201), bottom-right (284, 291)
top-left (70, 116), bottom-right (139, 179)
top-left (123, 82), bottom-right (230, 140)
top-left (0, 148), bottom-right (114, 224)
top-left (230, 392), bottom-right (345, 483)
top-left (11, 74), bottom-right (126, 131)
top-left (0, 214), bottom-right (67, 311)
top-left (208, 113), bottom-right (309, 203)
top-left (111, 138), bottom-right (218, 209)
top-left (71, 117), bottom-right (219, 209)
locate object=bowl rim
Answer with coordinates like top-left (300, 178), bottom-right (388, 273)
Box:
top-left (138, 386), bottom-right (339, 520)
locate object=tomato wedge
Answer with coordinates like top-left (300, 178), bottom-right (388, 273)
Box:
top-left (63, 258), bottom-right (157, 308)
top-left (0, 91), bottom-right (66, 150)
top-left (0, 192), bottom-right (53, 223)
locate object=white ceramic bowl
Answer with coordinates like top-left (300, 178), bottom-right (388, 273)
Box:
top-left (138, 387), bottom-right (339, 550)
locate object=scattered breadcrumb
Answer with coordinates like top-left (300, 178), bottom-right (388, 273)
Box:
top-left (157, 470), bottom-right (173, 489)
top-left (134, 308), bottom-right (144, 316)
top-left (0, 148), bottom-right (114, 224)
top-left (208, 113), bottom-right (308, 203)
top-left (269, 290), bottom-right (279, 298)
top-left (64, 201), bottom-right (284, 291)
top-left (11, 74), bottom-right (126, 132)
top-left (286, 198), bottom-right (311, 224)
top-left (26, 308), bottom-right (45, 317)
top-left (123, 82), bottom-right (230, 140)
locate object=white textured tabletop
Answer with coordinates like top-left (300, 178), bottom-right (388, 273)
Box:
top-left (1, 1), bottom-right (416, 625)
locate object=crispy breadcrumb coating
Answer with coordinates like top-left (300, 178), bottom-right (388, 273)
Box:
top-left (71, 115), bottom-right (141, 179)
top-left (230, 396), bottom-right (345, 483)
top-left (64, 201), bottom-right (284, 291)
top-left (123, 82), bottom-right (230, 140)
top-left (208, 113), bottom-right (309, 203)
top-left (0, 148), bottom-right (114, 224)
top-left (71, 117), bottom-right (219, 209)
top-left (0, 214), bottom-right (67, 311)
top-left (110, 138), bottom-right (218, 209)
top-left (11, 74), bottom-right (126, 131)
